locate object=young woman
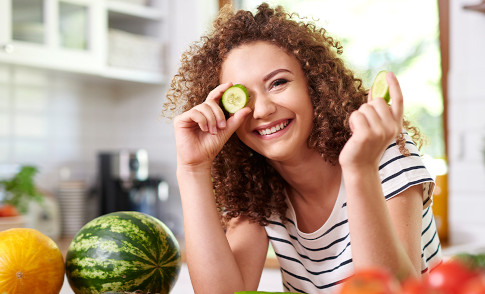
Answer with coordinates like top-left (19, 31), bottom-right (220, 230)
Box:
top-left (163, 3), bottom-right (442, 293)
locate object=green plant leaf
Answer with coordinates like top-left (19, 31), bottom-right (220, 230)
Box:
top-left (0, 165), bottom-right (43, 213)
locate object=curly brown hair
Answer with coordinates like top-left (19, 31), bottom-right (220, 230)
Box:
top-left (163, 3), bottom-right (420, 227)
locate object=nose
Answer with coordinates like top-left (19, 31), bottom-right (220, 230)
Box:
top-left (251, 92), bottom-right (277, 119)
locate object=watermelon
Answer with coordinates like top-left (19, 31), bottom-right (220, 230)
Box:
top-left (65, 211), bottom-right (181, 294)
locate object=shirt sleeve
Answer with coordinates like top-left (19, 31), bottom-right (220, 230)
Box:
top-left (378, 132), bottom-right (435, 208)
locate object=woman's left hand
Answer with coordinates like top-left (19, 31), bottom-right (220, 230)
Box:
top-left (339, 71), bottom-right (404, 171)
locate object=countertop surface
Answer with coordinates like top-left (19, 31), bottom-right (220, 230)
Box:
top-left (56, 236), bottom-right (283, 293)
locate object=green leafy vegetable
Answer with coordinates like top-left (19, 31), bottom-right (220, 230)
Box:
top-left (453, 253), bottom-right (485, 271)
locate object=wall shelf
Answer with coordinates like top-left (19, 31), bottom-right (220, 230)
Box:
top-left (0, 0), bottom-right (168, 85)
top-left (464, 1), bottom-right (485, 13)
top-left (102, 66), bottom-right (165, 84)
top-left (107, 1), bottom-right (165, 20)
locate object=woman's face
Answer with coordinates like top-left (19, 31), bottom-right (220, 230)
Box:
top-left (220, 41), bottom-right (314, 163)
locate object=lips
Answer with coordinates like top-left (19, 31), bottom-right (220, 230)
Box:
top-left (256, 120), bottom-right (291, 136)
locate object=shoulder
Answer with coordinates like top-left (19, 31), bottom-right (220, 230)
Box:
top-left (379, 133), bottom-right (435, 206)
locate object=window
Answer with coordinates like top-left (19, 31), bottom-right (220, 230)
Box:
top-left (233, 0), bottom-right (446, 159)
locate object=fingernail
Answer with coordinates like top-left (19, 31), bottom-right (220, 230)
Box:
top-left (218, 120), bottom-right (226, 128)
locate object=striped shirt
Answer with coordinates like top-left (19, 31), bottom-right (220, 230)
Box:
top-left (264, 134), bottom-right (443, 293)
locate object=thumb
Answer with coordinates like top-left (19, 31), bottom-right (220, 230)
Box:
top-left (386, 72), bottom-right (404, 124)
top-left (224, 107), bottom-right (252, 136)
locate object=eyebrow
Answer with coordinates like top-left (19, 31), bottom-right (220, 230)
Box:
top-left (263, 68), bottom-right (292, 82)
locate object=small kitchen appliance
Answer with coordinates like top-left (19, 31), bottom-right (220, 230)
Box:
top-left (95, 150), bottom-right (168, 219)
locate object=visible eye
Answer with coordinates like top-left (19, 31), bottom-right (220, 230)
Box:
top-left (270, 78), bottom-right (288, 89)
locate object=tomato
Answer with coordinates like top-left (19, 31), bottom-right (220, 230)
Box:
top-left (399, 277), bottom-right (429, 294)
top-left (425, 260), bottom-right (479, 294)
top-left (339, 268), bottom-right (400, 294)
top-left (460, 275), bottom-right (485, 294)
top-left (398, 276), bottom-right (446, 294)
top-left (0, 204), bottom-right (19, 217)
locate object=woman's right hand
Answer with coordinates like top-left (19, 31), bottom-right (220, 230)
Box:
top-left (173, 82), bottom-right (252, 170)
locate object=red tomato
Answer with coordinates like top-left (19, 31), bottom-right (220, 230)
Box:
top-left (0, 204), bottom-right (19, 217)
top-left (425, 260), bottom-right (479, 294)
top-left (339, 268), bottom-right (400, 294)
top-left (460, 275), bottom-right (485, 294)
top-left (399, 276), bottom-right (444, 294)
top-left (399, 277), bottom-right (429, 294)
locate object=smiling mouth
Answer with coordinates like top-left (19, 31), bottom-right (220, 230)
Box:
top-left (257, 120), bottom-right (291, 136)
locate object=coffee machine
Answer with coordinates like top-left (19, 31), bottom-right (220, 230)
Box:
top-left (96, 149), bottom-right (168, 218)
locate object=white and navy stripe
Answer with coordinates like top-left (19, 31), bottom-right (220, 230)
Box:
top-left (264, 133), bottom-right (442, 293)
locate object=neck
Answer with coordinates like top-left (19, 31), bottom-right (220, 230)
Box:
top-left (269, 150), bottom-right (341, 201)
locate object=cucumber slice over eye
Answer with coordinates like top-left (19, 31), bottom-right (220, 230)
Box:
top-left (371, 70), bottom-right (391, 103)
top-left (221, 84), bottom-right (249, 113)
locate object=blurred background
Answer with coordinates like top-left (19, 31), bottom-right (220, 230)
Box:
top-left (0, 0), bottom-right (484, 271)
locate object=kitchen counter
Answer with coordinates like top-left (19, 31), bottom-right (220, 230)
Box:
top-left (59, 264), bottom-right (198, 294)
top-left (56, 236), bottom-right (282, 294)
top-left (56, 236), bottom-right (73, 257)
top-left (58, 236), bottom-right (485, 293)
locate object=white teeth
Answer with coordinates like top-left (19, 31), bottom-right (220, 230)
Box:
top-left (258, 120), bottom-right (289, 136)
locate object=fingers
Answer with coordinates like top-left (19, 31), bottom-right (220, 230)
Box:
top-left (348, 110), bottom-right (369, 135)
top-left (353, 71), bottom-right (406, 138)
top-left (184, 104), bottom-right (251, 146)
top-left (186, 83), bottom-right (229, 134)
top-left (355, 72), bottom-right (404, 136)
top-left (192, 103), bottom-right (220, 134)
top-left (355, 99), bottom-right (398, 140)
top-left (184, 82), bottom-right (252, 135)
top-left (207, 82), bottom-right (233, 102)
top-left (206, 82), bottom-right (234, 130)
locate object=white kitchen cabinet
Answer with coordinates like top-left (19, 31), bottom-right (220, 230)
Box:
top-left (0, 0), bottom-right (167, 84)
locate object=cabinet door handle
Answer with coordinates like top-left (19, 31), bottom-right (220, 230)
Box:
top-left (2, 44), bottom-right (15, 54)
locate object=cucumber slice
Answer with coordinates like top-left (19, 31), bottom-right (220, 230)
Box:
top-left (222, 84), bottom-right (249, 114)
top-left (371, 70), bottom-right (391, 103)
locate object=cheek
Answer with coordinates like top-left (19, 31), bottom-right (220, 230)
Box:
top-left (235, 125), bottom-right (253, 147)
